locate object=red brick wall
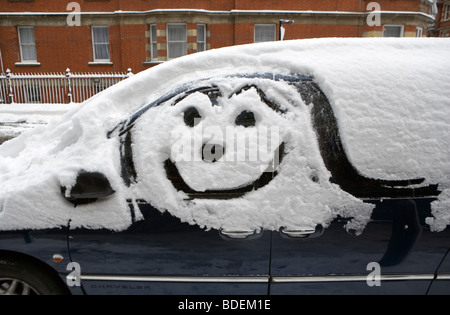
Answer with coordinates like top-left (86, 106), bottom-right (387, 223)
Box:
top-left (0, 0), bottom-right (424, 13)
top-left (0, 25), bottom-right (96, 73)
top-left (118, 0), bottom-right (234, 11)
top-left (37, 26), bottom-right (93, 73)
top-left (234, 24), bottom-right (254, 46)
top-left (157, 23), bottom-right (167, 59)
top-left (118, 24), bottom-right (147, 72)
top-left (0, 0), bottom-right (234, 12)
top-left (436, 2), bottom-right (450, 35)
top-left (365, 0), bottom-right (420, 11)
top-left (0, 0), bottom-right (82, 12)
top-left (0, 0), bottom-right (434, 74)
top-left (234, 0), bottom-right (360, 11)
top-left (286, 24), bottom-right (361, 39)
top-left (187, 22), bottom-right (197, 55)
top-left (208, 24), bottom-right (235, 49)
top-left (0, 24), bottom-right (148, 73)
top-left (0, 26), bottom-right (20, 68)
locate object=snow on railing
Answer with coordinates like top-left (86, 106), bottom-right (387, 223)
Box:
top-left (0, 68), bottom-right (133, 104)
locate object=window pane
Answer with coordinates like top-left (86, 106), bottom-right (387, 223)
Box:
top-left (19, 28), bottom-right (35, 44)
top-left (383, 26), bottom-right (402, 37)
top-left (150, 24), bottom-right (158, 59)
top-left (94, 43), bottom-right (110, 60)
top-left (168, 42), bottom-right (186, 59)
top-left (21, 45), bottom-right (37, 61)
top-left (167, 24), bottom-right (187, 58)
top-left (255, 25), bottom-right (276, 42)
top-left (197, 25), bottom-right (205, 41)
top-left (168, 24), bottom-right (186, 41)
top-left (92, 27), bottom-right (110, 60)
top-left (152, 43), bottom-right (158, 59)
top-left (151, 24), bottom-right (157, 41)
top-left (93, 27), bottom-right (109, 43)
top-left (197, 43), bottom-right (205, 52)
top-left (197, 24), bottom-right (206, 52)
top-left (416, 27), bottom-right (423, 37)
top-left (19, 27), bottom-right (37, 61)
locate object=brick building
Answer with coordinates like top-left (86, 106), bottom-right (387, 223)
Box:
top-left (430, 0), bottom-right (450, 36)
top-left (0, 0), bottom-right (438, 74)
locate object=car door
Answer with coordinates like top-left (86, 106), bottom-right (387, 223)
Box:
top-left (270, 197), bottom-right (450, 295)
top-left (68, 202), bottom-right (271, 295)
top-left (428, 247), bottom-right (450, 294)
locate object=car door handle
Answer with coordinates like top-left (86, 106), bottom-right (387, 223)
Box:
top-left (280, 225), bottom-right (324, 239)
top-left (219, 229), bottom-right (262, 240)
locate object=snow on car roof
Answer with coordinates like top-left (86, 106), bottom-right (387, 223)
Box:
top-left (0, 38), bottom-right (449, 233)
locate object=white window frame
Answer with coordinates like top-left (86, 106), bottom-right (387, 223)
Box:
top-left (18, 26), bottom-right (37, 63)
top-left (150, 24), bottom-right (158, 61)
top-left (416, 27), bottom-right (423, 37)
top-left (445, 3), bottom-right (450, 21)
top-left (197, 24), bottom-right (206, 52)
top-left (382, 25), bottom-right (404, 37)
top-left (254, 24), bottom-right (276, 43)
top-left (91, 26), bottom-right (110, 62)
top-left (167, 23), bottom-right (187, 60)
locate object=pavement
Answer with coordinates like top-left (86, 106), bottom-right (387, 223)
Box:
top-left (0, 103), bottom-right (74, 145)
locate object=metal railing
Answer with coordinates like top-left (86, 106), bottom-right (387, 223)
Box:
top-left (0, 68), bottom-right (133, 104)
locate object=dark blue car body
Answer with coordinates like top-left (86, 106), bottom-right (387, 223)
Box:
top-left (1, 197), bottom-right (449, 295)
top-left (0, 72), bottom-right (449, 295)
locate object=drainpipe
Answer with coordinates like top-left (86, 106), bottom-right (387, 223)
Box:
top-left (0, 48), bottom-right (4, 75)
top-left (279, 20), bottom-right (294, 41)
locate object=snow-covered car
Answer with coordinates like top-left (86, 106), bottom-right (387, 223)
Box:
top-left (0, 38), bottom-right (449, 295)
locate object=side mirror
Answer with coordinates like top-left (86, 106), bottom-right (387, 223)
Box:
top-left (61, 171), bottom-right (115, 205)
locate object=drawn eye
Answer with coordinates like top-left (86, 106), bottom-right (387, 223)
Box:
top-left (235, 110), bottom-right (256, 127)
top-left (183, 107), bottom-right (201, 127)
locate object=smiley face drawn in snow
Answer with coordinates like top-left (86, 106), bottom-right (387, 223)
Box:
top-left (163, 84), bottom-right (288, 200)
top-left (114, 75), bottom-right (300, 200)
top-left (109, 73), bottom-right (440, 231)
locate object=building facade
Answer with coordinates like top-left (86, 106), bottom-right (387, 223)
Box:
top-left (431, 0), bottom-right (450, 36)
top-left (0, 0), bottom-right (438, 74)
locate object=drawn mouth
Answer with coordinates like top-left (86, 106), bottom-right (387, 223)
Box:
top-left (164, 143), bottom-right (285, 199)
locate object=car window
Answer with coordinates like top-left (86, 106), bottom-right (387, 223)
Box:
top-left (0, 40), bottom-right (449, 238)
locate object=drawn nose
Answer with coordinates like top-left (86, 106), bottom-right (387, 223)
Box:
top-left (202, 143), bottom-right (225, 163)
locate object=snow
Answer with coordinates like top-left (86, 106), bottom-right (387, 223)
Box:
top-left (0, 104), bottom-right (72, 123)
top-left (0, 38), bottom-right (449, 233)
top-left (0, 104), bottom-right (73, 145)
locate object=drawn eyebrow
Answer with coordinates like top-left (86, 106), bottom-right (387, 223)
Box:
top-left (170, 85), bottom-right (286, 115)
top-left (229, 84), bottom-right (287, 114)
top-left (171, 86), bottom-right (222, 107)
